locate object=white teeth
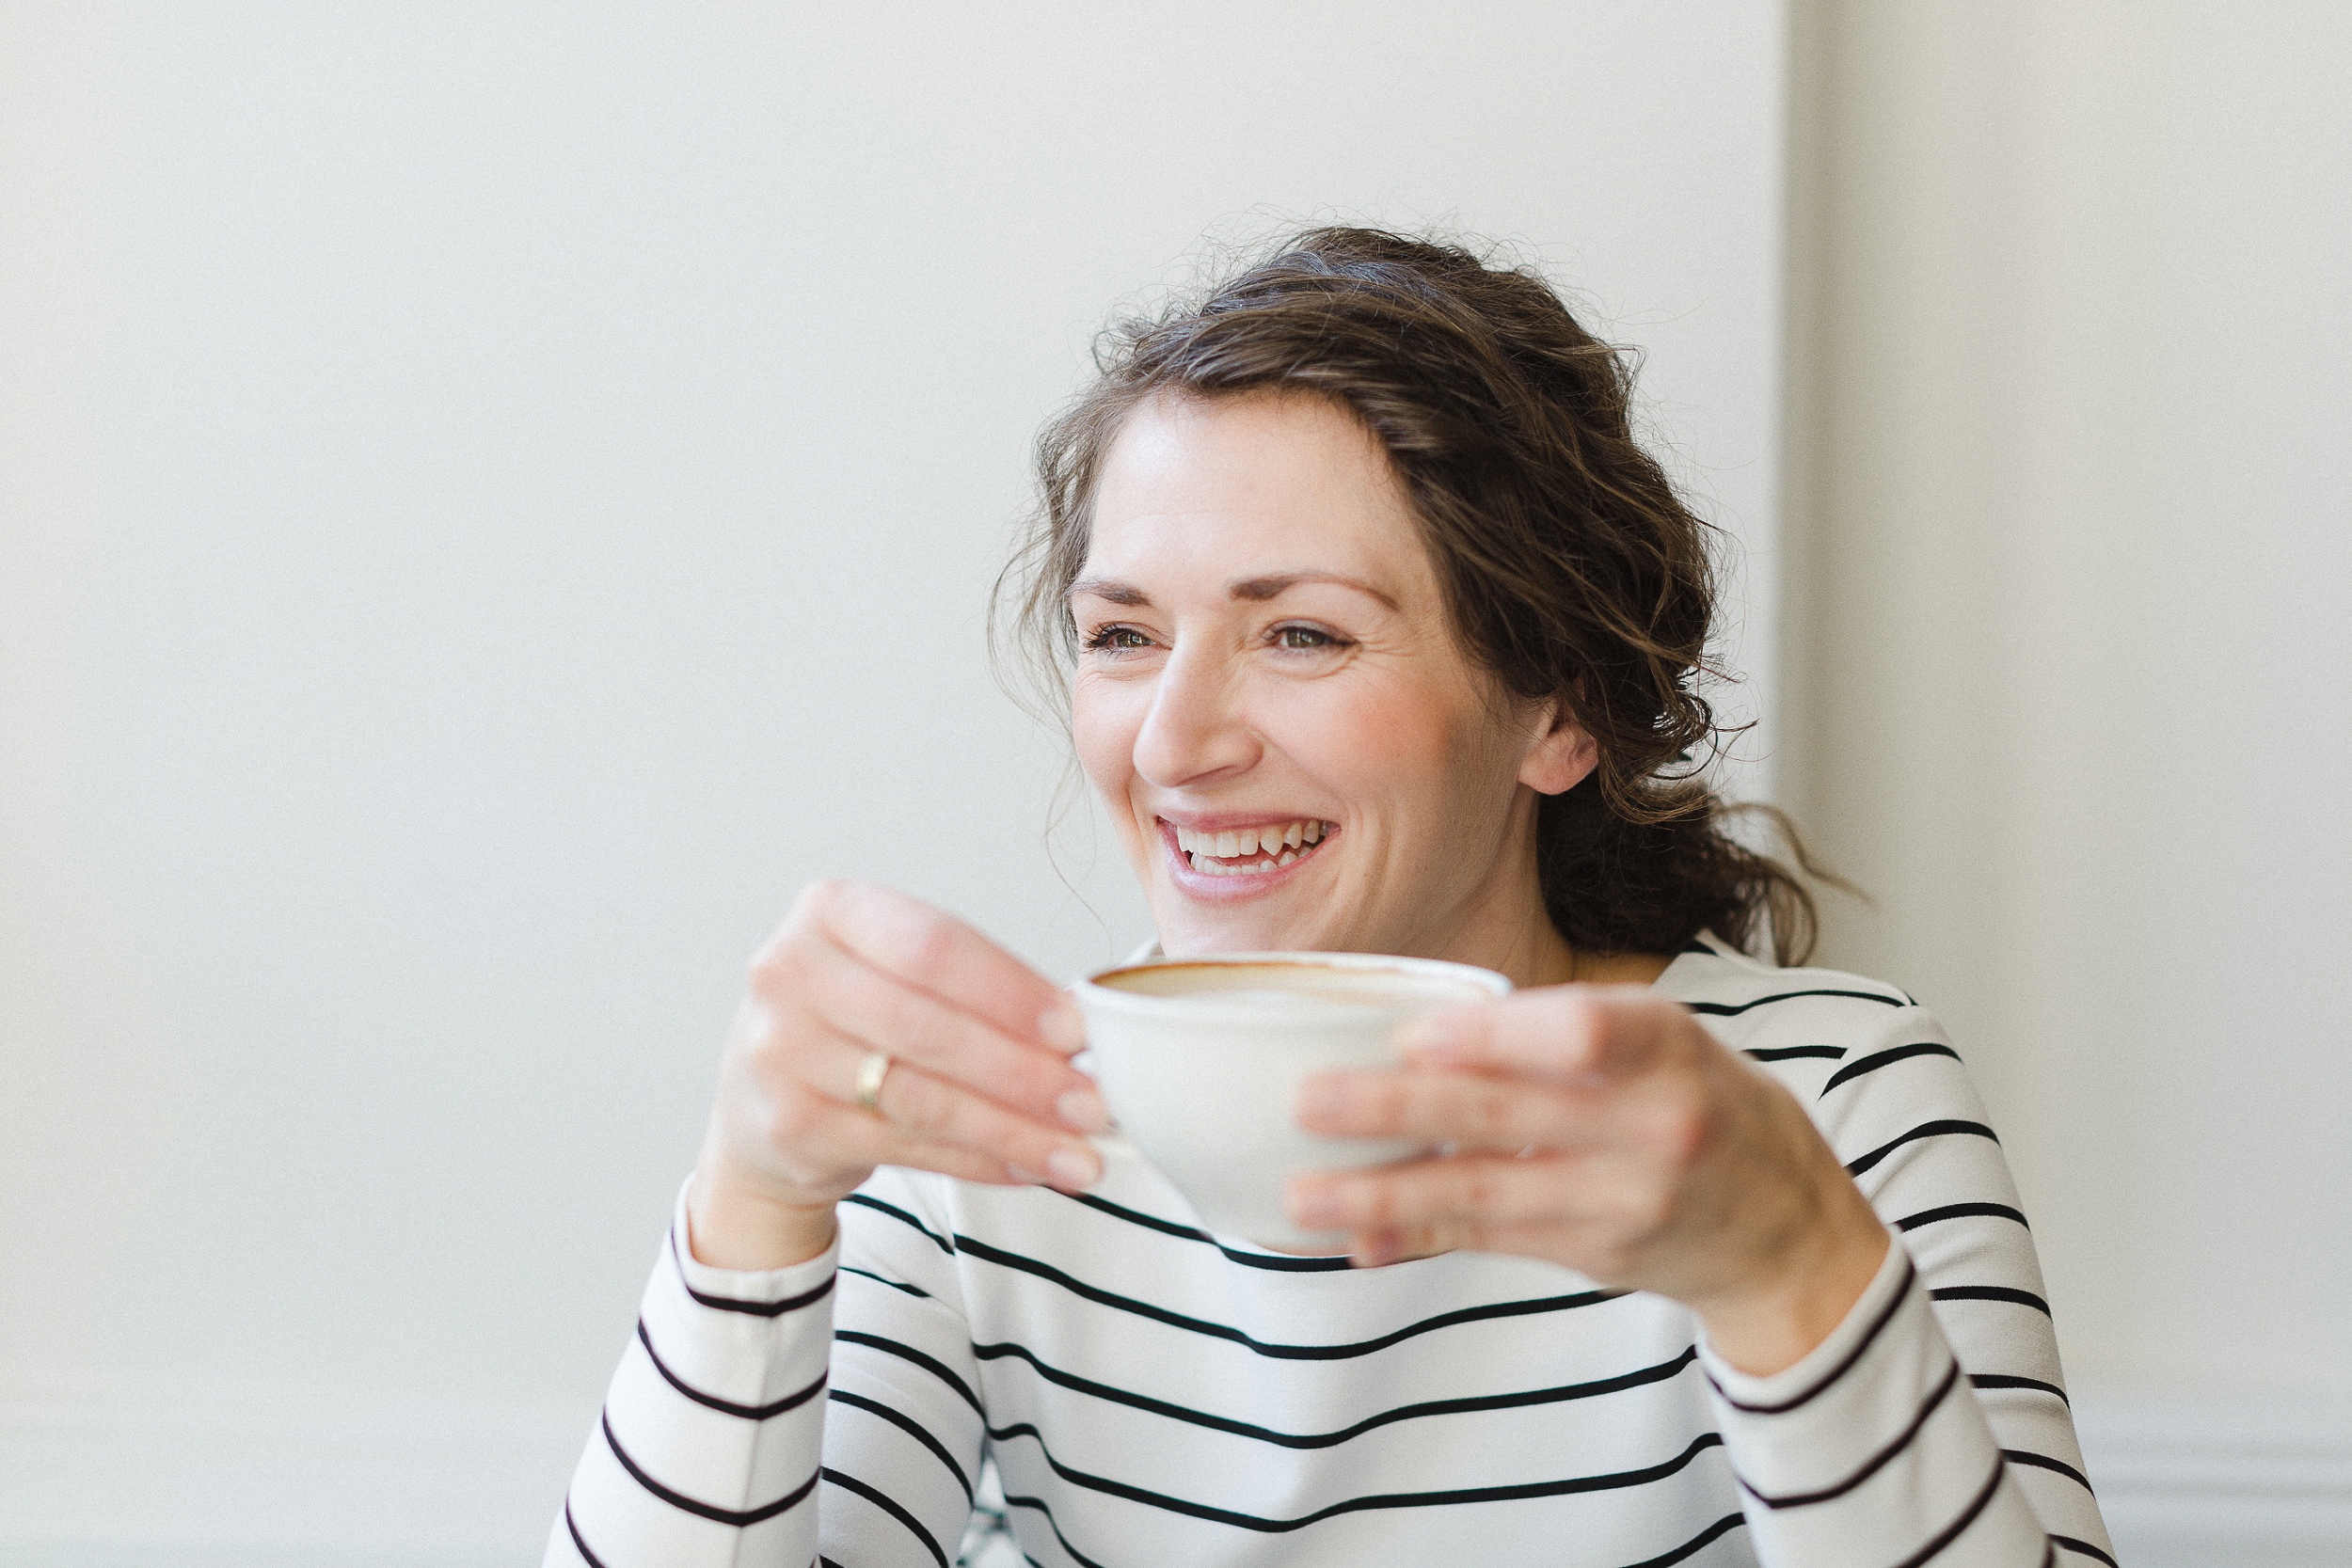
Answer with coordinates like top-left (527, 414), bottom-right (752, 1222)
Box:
top-left (1173, 819), bottom-right (1331, 873)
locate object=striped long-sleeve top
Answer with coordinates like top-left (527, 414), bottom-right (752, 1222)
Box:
top-left (549, 936), bottom-right (2116, 1568)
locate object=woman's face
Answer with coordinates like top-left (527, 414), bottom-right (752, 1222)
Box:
top-left (1071, 391), bottom-right (1595, 965)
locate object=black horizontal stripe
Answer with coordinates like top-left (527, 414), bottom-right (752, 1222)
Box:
top-left (842, 1264), bottom-right (932, 1298)
top-left (988, 1422), bottom-right (1726, 1531)
top-left (562, 1500), bottom-right (611, 1568)
top-left (1059, 1190), bottom-right (1351, 1271)
top-left (2004, 1449), bottom-right (2094, 1493)
top-left (974, 1338), bottom-right (1700, 1447)
top-left (1932, 1285), bottom-right (2052, 1317)
top-left (600, 1409), bottom-right (816, 1525)
top-left (1846, 1119), bottom-right (1999, 1177)
top-left (1820, 1041), bottom-right (1962, 1096)
top-left (636, 1318), bottom-right (826, 1420)
top-left (1971, 1371), bottom-right (2070, 1406)
top-left (2053, 1533), bottom-right (2120, 1566)
top-left (1741, 1357), bottom-right (1961, 1508)
top-left (1001, 1494), bottom-right (1116, 1568)
top-left (1707, 1255), bottom-right (1916, 1415)
top-left (954, 1232), bottom-right (1618, 1358)
top-left (834, 1328), bottom-right (984, 1414)
top-left (669, 1228), bottom-right (837, 1318)
top-left (1889, 1451), bottom-right (2006, 1568)
top-left (1005, 1490), bottom-right (1740, 1568)
top-left (1688, 987), bottom-right (1909, 1017)
top-left (1625, 1512), bottom-right (1748, 1568)
top-left (823, 1466), bottom-right (948, 1568)
top-left (829, 1388), bottom-right (973, 1501)
top-left (844, 1193), bottom-right (955, 1254)
top-left (1896, 1201), bottom-right (2028, 1233)
top-left (1744, 1044), bottom-right (1847, 1062)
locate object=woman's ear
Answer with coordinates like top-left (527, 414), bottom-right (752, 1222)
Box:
top-left (1520, 700), bottom-right (1599, 796)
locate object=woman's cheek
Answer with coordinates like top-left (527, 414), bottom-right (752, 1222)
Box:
top-left (1069, 676), bottom-right (1134, 791)
top-left (1071, 676), bottom-right (1156, 864)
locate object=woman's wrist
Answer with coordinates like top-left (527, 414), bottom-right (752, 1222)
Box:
top-left (685, 1149), bottom-right (842, 1272)
top-left (1690, 1177), bottom-right (1891, 1377)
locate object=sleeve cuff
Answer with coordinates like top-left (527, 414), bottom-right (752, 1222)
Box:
top-left (668, 1177), bottom-right (841, 1305)
top-left (1696, 1226), bottom-right (1909, 1406)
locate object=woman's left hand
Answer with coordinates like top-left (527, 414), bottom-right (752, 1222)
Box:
top-left (1285, 985), bottom-right (1892, 1375)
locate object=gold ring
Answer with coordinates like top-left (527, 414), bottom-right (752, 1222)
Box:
top-left (853, 1050), bottom-right (894, 1115)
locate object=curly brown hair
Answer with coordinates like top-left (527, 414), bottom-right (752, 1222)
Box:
top-left (998, 227), bottom-right (1832, 964)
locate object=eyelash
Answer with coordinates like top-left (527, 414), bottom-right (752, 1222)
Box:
top-left (1080, 623), bottom-right (1355, 654)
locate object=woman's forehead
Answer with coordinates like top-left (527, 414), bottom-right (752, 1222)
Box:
top-left (1083, 392), bottom-right (1428, 593)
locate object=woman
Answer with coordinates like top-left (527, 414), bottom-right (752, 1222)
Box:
top-left (549, 230), bottom-right (2114, 1568)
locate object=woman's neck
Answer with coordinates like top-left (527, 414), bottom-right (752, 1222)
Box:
top-left (1421, 799), bottom-right (1673, 990)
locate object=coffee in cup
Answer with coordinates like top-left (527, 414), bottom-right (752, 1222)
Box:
top-left (1072, 952), bottom-right (1511, 1248)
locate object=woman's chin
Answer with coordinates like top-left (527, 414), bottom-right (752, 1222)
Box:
top-left (1152, 887), bottom-right (1352, 958)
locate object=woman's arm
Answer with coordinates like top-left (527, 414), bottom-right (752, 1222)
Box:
top-left (547, 1183), bottom-right (840, 1566)
top-left (548, 1167), bottom-right (987, 1568)
top-left (1286, 987), bottom-right (2114, 1567)
top-left (548, 879), bottom-right (1104, 1565)
top-left (1707, 1002), bottom-right (2112, 1567)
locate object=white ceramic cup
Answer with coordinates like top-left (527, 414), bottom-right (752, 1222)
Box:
top-left (1072, 951), bottom-right (1512, 1249)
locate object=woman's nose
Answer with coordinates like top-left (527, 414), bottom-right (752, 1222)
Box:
top-left (1130, 644), bottom-right (1261, 788)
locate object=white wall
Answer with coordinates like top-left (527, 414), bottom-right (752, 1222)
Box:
top-left (0, 5), bottom-right (1788, 1560)
top-left (1784, 4), bottom-right (2352, 1562)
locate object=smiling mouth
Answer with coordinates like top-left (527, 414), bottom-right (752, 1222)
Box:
top-left (1168, 819), bottom-right (1334, 878)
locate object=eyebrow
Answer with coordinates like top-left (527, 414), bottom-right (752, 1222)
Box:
top-left (1229, 571), bottom-right (1400, 610)
top-left (1066, 571), bottom-right (1399, 612)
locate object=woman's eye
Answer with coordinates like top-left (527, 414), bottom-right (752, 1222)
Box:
top-left (1084, 626), bottom-right (1153, 653)
top-left (1273, 625), bottom-right (1346, 651)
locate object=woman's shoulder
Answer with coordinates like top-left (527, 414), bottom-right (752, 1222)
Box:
top-left (1656, 932), bottom-right (1930, 1052)
top-left (1662, 935), bottom-right (1993, 1153)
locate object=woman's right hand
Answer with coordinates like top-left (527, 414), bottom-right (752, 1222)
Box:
top-left (686, 879), bottom-right (1107, 1270)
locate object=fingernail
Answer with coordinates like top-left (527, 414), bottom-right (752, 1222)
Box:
top-left (1398, 1009), bottom-right (1473, 1059)
top-left (1045, 1147), bottom-right (1101, 1189)
top-left (1008, 1164), bottom-right (1048, 1185)
top-left (1056, 1086), bottom-right (1109, 1133)
top-left (1039, 1000), bottom-right (1088, 1054)
top-left (1286, 1181), bottom-right (1343, 1227)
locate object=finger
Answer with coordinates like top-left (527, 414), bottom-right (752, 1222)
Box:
top-left (871, 1134), bottom-right (1019, 1187)
top-left (1295, 1067), bottom-right (1599, 1148)
top-left (1286, 1153), bottom-right (1585, 1236)
top-left (797, 1087), bottom-right (1030, 1189)
top-left (785, 880), bottom-right (1084, 1053)
top-left (801, 928), bottom-right (1106, 1132)
top-left (864, 1054), bottom-right (1103, 1191)
top-left (1394, 986), bottom-right (1692, 1084)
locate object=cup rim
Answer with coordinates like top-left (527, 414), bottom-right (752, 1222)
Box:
top-left (1073, 950), bottom-right (1512, 1022)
